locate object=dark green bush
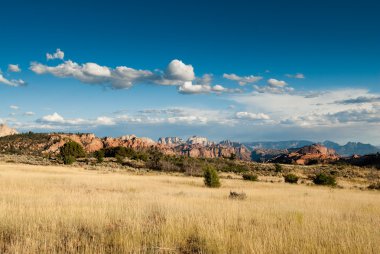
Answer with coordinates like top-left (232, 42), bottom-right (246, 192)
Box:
top-left (60, 141), bottom-right (86, 158)
top-left (274, 163), bottom-right (283, 172)
top-left (146, 148), bottom-right (164, 170)
top-left (284, 173), bottom-right (299, 184)
top-left (63, 155), bottom-right (75, 165)
top-left (132, 151), bottom-right (149, 162)
top-left (60, 141), bottom-right (86, 164)
top-left (242, 173), bottom-right (258, 181)
top-left (203, 165), bottom-right (220, 188)
top-left (313, 173), bottom-right (336, 186)
top-left (102, 146), bottom-right (136, 158)
top-left (94, 150), bottom-right (104, 163)
top-left (115, 155), bottom-right (124, 164)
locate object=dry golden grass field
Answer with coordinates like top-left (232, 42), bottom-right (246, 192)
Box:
top-left (0, 162), bottom-right (379, 254)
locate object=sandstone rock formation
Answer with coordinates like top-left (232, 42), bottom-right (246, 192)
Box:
top-left (44, 133), bottom-right (104, 154)
top-left (270, 144), bottom-right (339, 165)
top-left (0, 132), bottom-right (253, 161)
top-left (186, 136), bottom-right (213, 146)
top-left (0, 124), bottom-right (18, 137)
top-left (158, 137), bottom-right (184, 146)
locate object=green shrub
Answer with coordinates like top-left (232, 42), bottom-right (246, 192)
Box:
top-left (115, 155), bottom-right (124, 164)
top-left (242, 173), bottom-right (258, 181)
top-left (132, 151), bottom-right (149, 162)
top-left (60, 141), bottom-right (86, 158)
top-left (284, 173), bottom-right (299, 184)
top-left (60, 141), bottom-right (86, 164)
top-left (103, 147), bottom-right (136, 158)
top-left (313, 173), bottom-right (336, 186)
top-left (203, 165), bottom-right (220, 188)
top-left (63, 155), bottom-right (75, 165)
top-left (94, 150), bottom-right (104, 163)
top-left (146, 148), bottom-right (164, 170)
top-left (274, 163), bottom-right (283, 172)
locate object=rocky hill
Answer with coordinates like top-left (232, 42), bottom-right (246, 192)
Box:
top-left (0, 124), bottom-right (18, 137)
top-left (0, 133), bottom-right (251, 160)
top-left (269, 144), bottom-right (340, 165)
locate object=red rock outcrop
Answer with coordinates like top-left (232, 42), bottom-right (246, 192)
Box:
top-left (270, 144), bottom-right (340, 165)
top-left (0, 132), bottom-right (252, 161)
top-left (44, 133), bottom-right (104, 154)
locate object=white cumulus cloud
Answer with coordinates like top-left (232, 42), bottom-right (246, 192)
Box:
top-left (235, 111), bottom-right (270, 120)
top-left (0, 74), bottom-right (26, 87)
top-left (267, 78), bottom-right (287, 87)
top-left (30, 58), bottom-right (199, 90)
top-left (164, 59), bottom-right (195, 82)
top-left (37, 112), bottom-right (116, 126)
top-left (8, 64), bottom-right (21, 72)
top-left (286, 73), bottom-right (305, 79)
top-left (223, 73), bottom-right (262, 86)
top-left (46, 48), bottom-right (65, 60)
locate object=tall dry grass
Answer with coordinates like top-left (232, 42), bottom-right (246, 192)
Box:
top-left (0, 162), bottom-right (379, 253)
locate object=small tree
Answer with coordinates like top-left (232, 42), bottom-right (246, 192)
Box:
top-left (147, 148), bottom-right (163, 170)
top-left (63, 155), bottom-right (75, 165)
top-left (94, 150), bottom-right (104, 163)
top-left (203, 165), bottom-right (220, 188)
top-left (284, 173), bottom-right (299, 184)
top-left (60, 141), bottom-right (86, 164)
top-left (313, 173), bottom-right (336, 186)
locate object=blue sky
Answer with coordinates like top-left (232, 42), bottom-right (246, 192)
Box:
top-left (1, 0), bottom-right (380, 144)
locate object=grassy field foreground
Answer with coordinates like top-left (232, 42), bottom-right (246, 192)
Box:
top-left (0, 162), bottom-right (379, 253)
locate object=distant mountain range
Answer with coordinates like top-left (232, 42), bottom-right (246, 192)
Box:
top-left (1, 123), bottom-right (379, 157)
top-left (320, 141), bottom-right (380, 156)
top-left (244, 140), bottom-right (380, 156)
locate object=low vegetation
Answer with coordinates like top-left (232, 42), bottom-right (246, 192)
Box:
top-left (274, 163), bottom-right (283, 172)
top-left (0, 163), bottom-right (379, 253)
top-left (229, 191), bottom-right (247, 200)
top-left (284, 173), bottom-right (299, 184)
top-left (203, 165), bottom-right (221, 188)
top-left (368, 182), bottom-right (380, 190)
top-left (242, 173), bottom-right (258, 181)
top-left (60, 141), bottom-right (86, 165)
top-left (93, 149), bottom-right (104, 163)
top-left (313, 173), bottom-right (337, 186)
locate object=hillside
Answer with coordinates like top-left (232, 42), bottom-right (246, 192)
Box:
top-left (0, 133), bottom-right (251, 160)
